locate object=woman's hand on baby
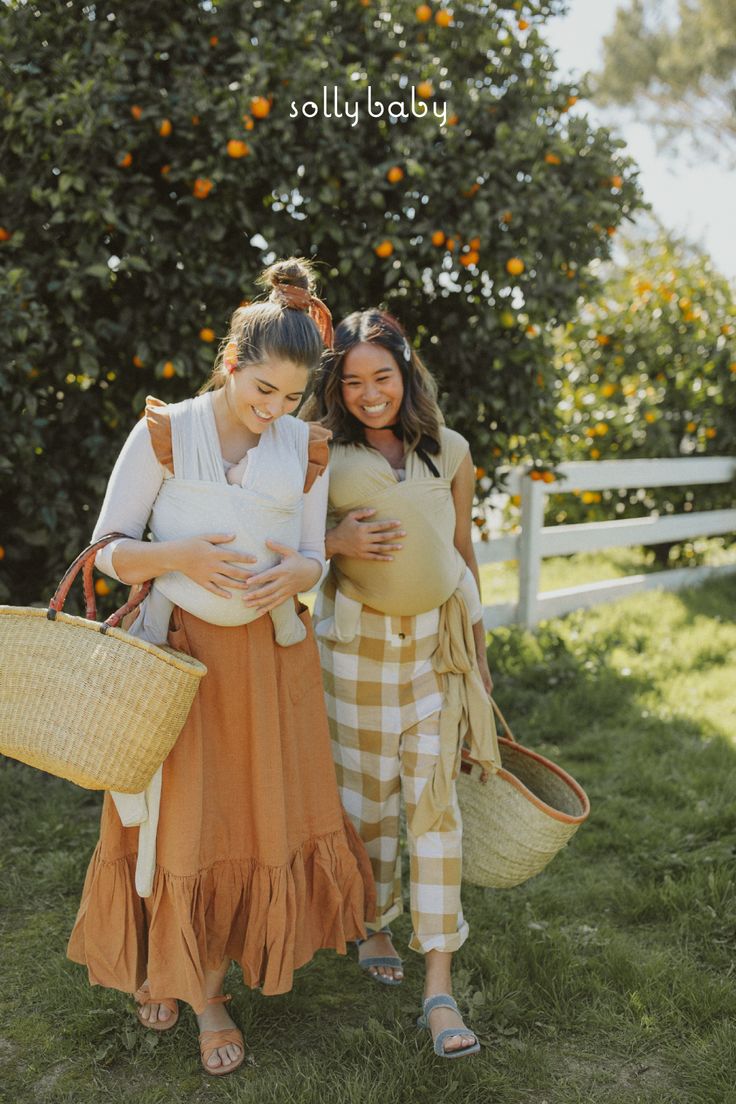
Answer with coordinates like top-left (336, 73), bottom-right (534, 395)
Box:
top-left (241, 540), bottom-right (321, 611)
top-left (326, 508), bottom-right (405, 562)
top-left (172, 534), bottom-right (257, 598)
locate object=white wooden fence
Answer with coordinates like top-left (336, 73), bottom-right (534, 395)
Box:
top-left (475, 456), bottom-right (736, 629)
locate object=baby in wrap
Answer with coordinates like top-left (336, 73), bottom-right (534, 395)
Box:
top-left (133, 409), bottom-right (308, 648)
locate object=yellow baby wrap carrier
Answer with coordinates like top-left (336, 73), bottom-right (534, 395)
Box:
top-left (320, 429), bottom-right (501, 833)
top-left (326, 441), bottom-right (465, 616)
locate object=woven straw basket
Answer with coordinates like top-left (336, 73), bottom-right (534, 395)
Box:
top-left (0, 534), bottom-right (207, 793)
top-left (457, 699), bottom-right (590, 889)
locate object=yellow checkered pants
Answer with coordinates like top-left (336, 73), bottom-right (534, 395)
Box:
top-left (315, 576), bottom-right (468, 954)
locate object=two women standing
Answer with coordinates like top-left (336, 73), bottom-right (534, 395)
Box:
top-left (68, 259), bottom-right (497, 1071)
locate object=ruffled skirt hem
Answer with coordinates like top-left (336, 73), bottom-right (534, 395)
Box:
top-left (67, 815), bottom-right (373, 1012)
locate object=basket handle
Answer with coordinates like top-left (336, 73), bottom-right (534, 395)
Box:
top-left (47, 533), bottom-right (152, 629)
top-left (490, 697), bottom-right (517, 743)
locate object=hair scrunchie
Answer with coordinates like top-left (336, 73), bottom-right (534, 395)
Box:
top-left (270, 282), bottom-right (334, 348)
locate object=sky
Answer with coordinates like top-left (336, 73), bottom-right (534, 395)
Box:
top-left (544, 0), bottom-right (736, 281)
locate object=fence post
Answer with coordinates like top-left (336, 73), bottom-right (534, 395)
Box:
top-left (518, 476), bottom-right (545, 628)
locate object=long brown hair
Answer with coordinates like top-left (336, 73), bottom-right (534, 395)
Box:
top-left (301, 309), bottom-right (442, 460)
top-left (199, 257), bottom-right (325, 393)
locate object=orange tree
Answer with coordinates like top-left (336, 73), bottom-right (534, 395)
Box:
top-left (552, 233), bottom-right (736, 542)
top-left (0, 0), bottom-right (642, 606)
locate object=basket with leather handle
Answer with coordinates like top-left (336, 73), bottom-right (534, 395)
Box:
top-left (457, 698), bottom-right (590, 888)
top-left (0, 533), bottom-right (207, 792)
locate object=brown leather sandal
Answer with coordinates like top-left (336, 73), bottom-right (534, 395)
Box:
top-left (198, 994), bottom-right (245, 1077)
top-left (134, 982), bottom-right (179, 1032)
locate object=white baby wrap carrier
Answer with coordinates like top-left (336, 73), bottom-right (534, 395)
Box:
top-left (112, 394), bottom-right (311, 896)
top-left (149, 392), bottom-right (308, 627)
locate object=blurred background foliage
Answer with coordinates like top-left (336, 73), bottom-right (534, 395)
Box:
top-left (593, 0), bottom-right (736, 165)
top-left (544, 232), bottom-right (736, 543)
top-left (2, 0), bottom-right (729, 611)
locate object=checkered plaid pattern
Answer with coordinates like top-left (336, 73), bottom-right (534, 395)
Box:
top-left (314, 576), bottom-right (469, 954)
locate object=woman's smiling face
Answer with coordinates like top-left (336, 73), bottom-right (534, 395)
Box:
top-left (227, 355), bottom-right (308, 434)
top-left (340, 342), bottom-right (404, 429)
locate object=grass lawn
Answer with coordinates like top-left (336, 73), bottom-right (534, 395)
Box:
top-left (1, 560), bottom-right (735, 1104)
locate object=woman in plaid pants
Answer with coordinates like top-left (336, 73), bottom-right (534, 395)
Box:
top-left (303, 309), bottom-right (501, 1059)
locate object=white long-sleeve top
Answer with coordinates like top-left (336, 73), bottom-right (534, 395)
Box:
top-left (91, 416), bottom-right (328, 581)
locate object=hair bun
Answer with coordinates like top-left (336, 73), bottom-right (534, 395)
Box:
top-left (258, 256), bottom-right (316, 298)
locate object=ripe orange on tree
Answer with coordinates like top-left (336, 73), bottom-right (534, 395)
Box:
top-left (132, 355), bottom-right (144, 368)
top-left (160, 164), bottom-right (171, 176)
top-left (374, 240), bottom-right (394, 258)
top-left (159, 118), bottom-right (172, 137)
top-left (417, 80), bottom-right (433, 98)
top-left (416, 4), bottom-right (432, 22)
top-left (469, 236), bottom-right (481, 250)
top-left (447, 113), bottom-right (459, 125)
top-left (0, 545), bottom-right (5, 560)
top-left (435, 9), bottom-right (452, 26)
top-left (162, 361), bottom-right (176, 379)
top-left (431, 230), bottom-right (446, 246)
top-left (199, 328), bottom-right (216, 343)
top-left (610, 175), bottom-right (623, 189)
top-left (118, 152), bottom-right (133, 168)
top-left (541, 471), bottom-right (555, 484)
top-left (130, 104), bottom-right (142, 120)
top-left (0, 227), bottom-right (11, 242)
top-left (251, 96), bottom-right (271, 118)
top-left (544, 152), bottom-right (561, 165)
top-left (94, 578), bottom-right (110, 597)
top-left (518, 18), bottom-right (529, 30)
top-left (193, 177), bottom-right (214, 199)
top-left (386, 166), bottom-right (404, 183)
top-left (506, 257), bottom-right (525, 276)
top-left (460, 250), bottom-right (479, 266)
top-left (227, 139), bottom-right (250, 158)
top-left (705, 427), bottom-right (717, 439)
top-left (209, 35), bottom-right (219, 46)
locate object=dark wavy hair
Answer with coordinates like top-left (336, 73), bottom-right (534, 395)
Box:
top-left (301, 309), bottom-right (442, 461)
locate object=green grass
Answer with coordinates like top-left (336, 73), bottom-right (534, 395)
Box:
top-left (2, 567), bottom-right (736, 1104)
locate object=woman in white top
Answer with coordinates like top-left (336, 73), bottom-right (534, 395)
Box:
top-left (67, 258), bottom-right (375, 1078)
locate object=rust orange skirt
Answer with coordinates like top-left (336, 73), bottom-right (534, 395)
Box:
top-left (67, 603), bottom-right (375, 1012)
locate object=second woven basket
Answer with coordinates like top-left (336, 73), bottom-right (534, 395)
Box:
top-left (457, 699), bottom-right (590, 889)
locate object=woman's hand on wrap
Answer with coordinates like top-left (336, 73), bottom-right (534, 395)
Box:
top-left (172, 534), bottom-right (257, 598)
top-left (241, 540), bottom-right (322, 611)
top-left (326, 508), bottom-right (405, 562)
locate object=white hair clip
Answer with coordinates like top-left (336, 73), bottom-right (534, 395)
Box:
top-left (403, 342), bottom-right (411, 362)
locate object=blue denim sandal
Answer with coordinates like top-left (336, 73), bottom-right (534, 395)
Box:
top-left (417, 994), bottom-right (481, 1059)
top-left (355, 925), bottom-right (404, 987)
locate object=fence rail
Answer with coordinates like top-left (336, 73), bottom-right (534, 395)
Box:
top-left (475, 456), bottom-right (736, 628)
